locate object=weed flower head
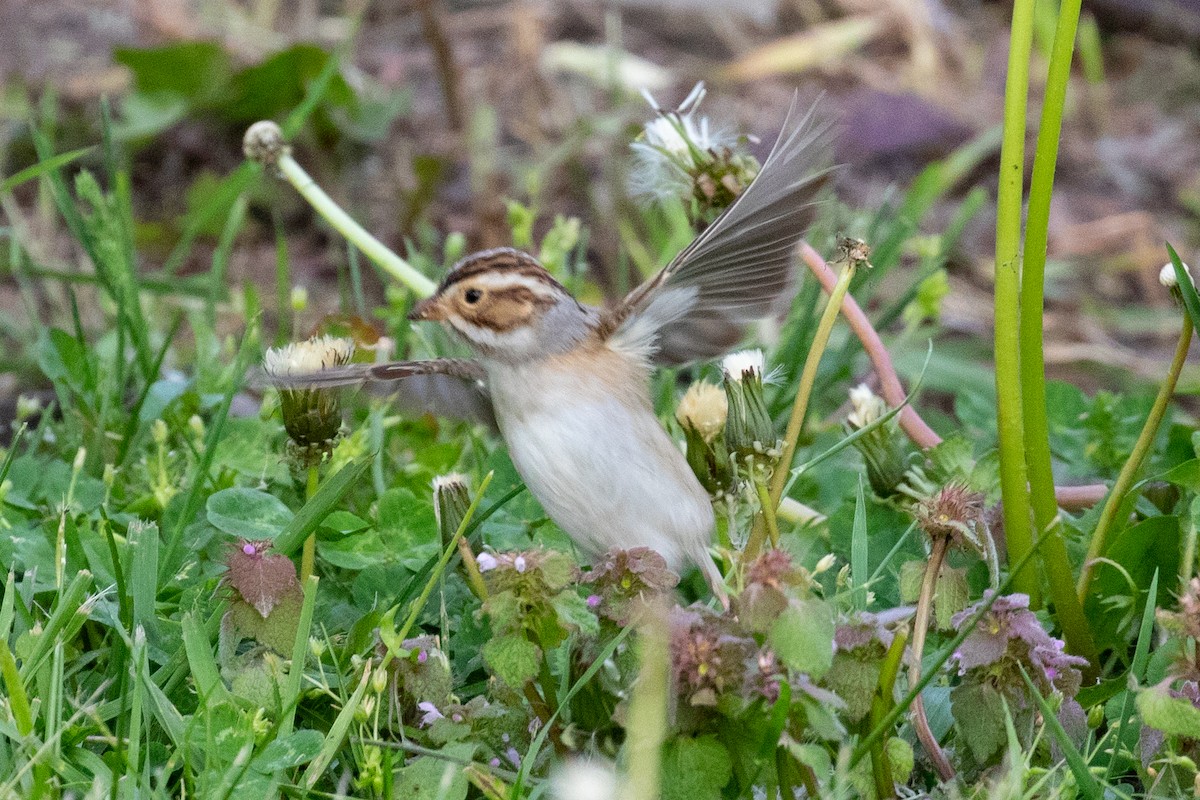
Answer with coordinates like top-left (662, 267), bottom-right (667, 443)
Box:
top-left (676, 380), bottom-right (728, 443)
top-left (432, 473), bottom-right (471, 545)
top-left (630, 83), bottom-right (758, 222)
top-left (1160, 260), bottom-right (1194, 306)
top-left (263, 335), bottom-right (355, 461)
top-left (243, 120), bottom-right (289, 167)
top-left (721, 350), bottom-right (778, 462)
top-left (845, 383), bottom-right (911, 499)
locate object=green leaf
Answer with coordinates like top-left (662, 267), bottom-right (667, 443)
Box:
top-left (482, 634), bottom-right (540, 688)
top-left (393, 744), bottom-right (474, 800)
top-left (552, 590), bottom-right (600, 637)
top-left (114, 41), bottom-right (232, 103)
top-left (1137, 683), bottom-right (1200, 738)
top-left (769, 599), bottom-right (834, 679)
top-left (253, 730), bottom-right (323, 771)
top-left (207, 488), bottom-right (295, 542)
top-left (826, 653), bottom-right (882, 723)
top-left (950, 682), bottom-right (1007, 764)
top-left (37, 327), bottom-right (92, 395)
top-left (660, 735), bottom-right (733, 800)
top-left (275, 458), bottom-right (370, 555)
top-left (934, 566), bottom-right (969, 631)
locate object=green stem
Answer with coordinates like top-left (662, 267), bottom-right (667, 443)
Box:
top-left (299, 464), bottom-right (319, 584)
top-left (754, 476), bottom-right (781, 550)
top-left (275, 152), bottom-right (436, 298)
top-left (768, 261), bottom-right (857, 510)
top-left (1078, 316), bottom-right (1193, 601)
top-left (1019, 0), bottom-right (1097, 663)
top-left (867, 627), bottom-right (908, 800)
top-left (994, 0), bottom-right (1039, 605)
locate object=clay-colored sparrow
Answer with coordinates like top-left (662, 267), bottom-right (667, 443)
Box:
top-left (272, 100), bottom-right (830, 596)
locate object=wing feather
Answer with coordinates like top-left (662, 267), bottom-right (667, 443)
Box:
top-left (251, 358), bottom-right (496, 428)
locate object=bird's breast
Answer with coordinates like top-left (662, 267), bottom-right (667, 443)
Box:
top-left (484, 348), bottom-right (713, 568)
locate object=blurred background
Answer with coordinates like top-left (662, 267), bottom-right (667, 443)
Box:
top-left (2, 0), bottom-right (1199, 400)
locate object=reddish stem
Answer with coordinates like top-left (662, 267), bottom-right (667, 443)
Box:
top-left (797, 242), bottom-right (1106, 512)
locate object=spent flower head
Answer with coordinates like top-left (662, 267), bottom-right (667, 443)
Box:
top-left (630, 83), bottom-right (759, 224)
top-left (676, 381), bottom-right (728, 443)
top-left (915, 483), bottom-right (999, 585)
top-left (263, 335), bottom-right (355, 464)
top-left (845, 383), bottom-right (911, 499)
top-left (721, 350), bottom-right (779, 463)
top-left (585, 547), bottom-right (679, 625)
top-left (432, 473), bottom-right (471, 546)
top-left (243, 120), bottom-right (289, 167)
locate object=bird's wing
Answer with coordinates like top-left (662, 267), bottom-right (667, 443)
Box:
top-left (252, 358), bottom-right (496, 428)
top-left (606, 97), bottom-right (833, 366)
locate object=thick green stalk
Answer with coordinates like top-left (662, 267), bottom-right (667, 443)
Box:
top-left (1019, 0), bottom-right (1096, 663)
top-left (994, 0), bottom-right (1039, 604)
top-left (275, 151), bottom-right (436, 298)
top-left (1078, 317), bottom-right (1193, 601)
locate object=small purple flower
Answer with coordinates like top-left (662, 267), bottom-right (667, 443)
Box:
top-left (242, 543), bottom-right (256, 556)
top-left (417, 649), bottom-right (428, 664)
top-left (506, 747), bottom-right (522, 767)
top-left (416, 701), bottom-right (444, 727)
top-left (452, 712), bottom-right (464, 723)
top-left (514, 555), bottom-right (527, 573)
top-left (587, 594), bottom-right (602, 608)
top-left (490, 758), bottom-right (501, 768)
top-left (477, 553), bottom-right (498, 572)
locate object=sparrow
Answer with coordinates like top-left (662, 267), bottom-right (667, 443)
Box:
top-left (271, 99), bottom-right (831, 597)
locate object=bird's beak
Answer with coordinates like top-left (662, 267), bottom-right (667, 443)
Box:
top-left (408, 295), bottom-right (446, 322)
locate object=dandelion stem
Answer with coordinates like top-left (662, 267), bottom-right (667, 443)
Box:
top-left (1078, 314), bottom-right (1192, 602)
top-left (744, 472), bottom-right (782, 561)
top-left (299, 464), bottom-right (320, 584)
top-left (908, 536), bottom-right (956, 782)
top-left (768, 258), bottom-right (857, 509)
top-left (274, 151), bottom-right (436, 298)
top-left (867, 626), bottom-right (908, 800)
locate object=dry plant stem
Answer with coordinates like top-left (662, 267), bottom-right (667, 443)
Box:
top-left (909, 536), bottom-right (956, 782)
top-left (275, 152), bottom-right (436, 298)
top-left (414, 0), bottom-right (465, 131)
top-left (299, 464), bottom-right (319, 584)
top-left (797, 242), bottom-right (1108, 513)
top-left (1078, 315), bottom-right (1194, 602)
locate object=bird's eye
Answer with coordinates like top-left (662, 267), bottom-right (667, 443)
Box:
top-left (464, 288), bottom-right (483, 304)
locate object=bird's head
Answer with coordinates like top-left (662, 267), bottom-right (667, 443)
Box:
top-left (409, 248), bottom-right (592, 362)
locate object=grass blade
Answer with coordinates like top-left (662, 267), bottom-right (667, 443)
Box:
top-left (274, 458), bottom-right (371, 556)
top-left (1018, 666), bottom-right (1104, 800)
top-left (1, 146), bottom-right (96, 194)
top-left (1104, 568), bottom-right (1158, 781)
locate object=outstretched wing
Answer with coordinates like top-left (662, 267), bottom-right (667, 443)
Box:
top-left (253, 358), bottom-right (496, 429)
top-left (609, 97), bottom-right (833, 365)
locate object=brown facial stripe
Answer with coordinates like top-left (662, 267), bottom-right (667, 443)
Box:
top-left (438, 247), bottom-right (560, 292)
top-left (461, 285), bottom-right (555, 332)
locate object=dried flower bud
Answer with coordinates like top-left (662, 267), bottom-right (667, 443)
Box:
top-left (676, 381), bottom-right (727, 443)
top-left (1160, 259), bottom-right (1195, 304)
top-left (243, 120), bottom-right (289, 166)
top-left (845, 384), bottom-right (911, 499)
top-left (432, 473), bottom-right (471, 546)
top-left (721, 350), bottom-right (779, 462)
top-left (263, 335), bottom-right (355, 463)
